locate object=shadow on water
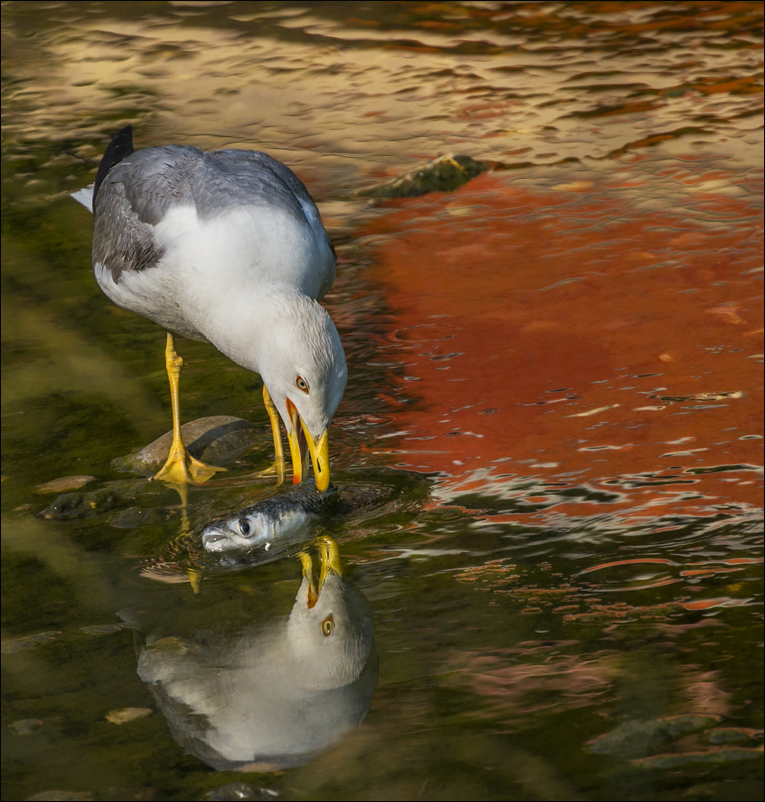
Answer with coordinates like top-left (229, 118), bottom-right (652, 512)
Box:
top-left (2, 1), bottom-right (763, 800)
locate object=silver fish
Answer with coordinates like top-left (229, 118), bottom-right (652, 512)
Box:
top-left (202, 482), bottom-right (338, 553)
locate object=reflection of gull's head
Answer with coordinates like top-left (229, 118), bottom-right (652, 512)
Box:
top-left (136, 537), bottom-right (377, 771)
top-left (288, 537), bottom-right (373, 690)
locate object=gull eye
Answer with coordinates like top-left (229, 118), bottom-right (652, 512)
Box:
top-left (238, 518), bottom-right (251, 536)
top-left (321, 615), bottom-right (334, 637)
top-left (295, 375), bottom-right (309, 393)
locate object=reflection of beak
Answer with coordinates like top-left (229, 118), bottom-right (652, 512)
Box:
top-left (299, 536), bottom-right (342, 609)
top-left (286, 397), bottom-right (330, 492)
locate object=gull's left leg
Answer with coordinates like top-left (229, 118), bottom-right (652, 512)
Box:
top-left (153, 332), bottom-right (225, 485)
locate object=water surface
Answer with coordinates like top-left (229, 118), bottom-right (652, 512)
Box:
top-left (2, 2), bottom-right (763, 800)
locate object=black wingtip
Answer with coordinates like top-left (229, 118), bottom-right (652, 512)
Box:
top-left (92, 125), bottom-right (134, 209)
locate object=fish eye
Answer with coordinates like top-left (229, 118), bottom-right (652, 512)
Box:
top-left (295, 375), bottom-right (309, 393)
top-left (238, 518), bottom-right (251, 536)
top-left (321, 615), bottom-right (334, 637)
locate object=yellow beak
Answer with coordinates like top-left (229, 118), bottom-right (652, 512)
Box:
top-left (299, 537), bottom-right (342, 609)
top-left (286, 398), bottom-right (331, 492)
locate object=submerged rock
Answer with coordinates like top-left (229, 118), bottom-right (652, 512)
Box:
top-left (79, 624), bottom-right (127, 636)
top-left (113, 416), bottom-right (262, 477)
top-left (9, 718), bottom-right (43, 735)
top-left (356, 154), bottom-right (490, 199)
top-left (40, 488), bottom-right (131, 520)
top-left (105, 707), bottom-right (153, 725)
top-left (633, 747), bottom-right (763, 768)
top-left (1, 631), bottom-right (61, 654)
top-left (107, 505), bottom-right (171, 529)
top-left (588, 715), bottom-right (720, 755)
top-left (35, 475), bottom-right (96, 494)
top-left (208, 783), bottom-right (279, 801)
top-left (706, 727), bottom-right (764, 745)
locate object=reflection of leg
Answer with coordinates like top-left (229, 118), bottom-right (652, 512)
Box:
top-left (187, 567), bottom-right (203, 595)
top-left (263, 384), bottom-right (286, 485)
top-left (153, 332), bottom-right (224, 485)
top-left (166, 483), bottom-right (204, 594)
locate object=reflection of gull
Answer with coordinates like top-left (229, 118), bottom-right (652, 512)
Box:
top-left (72, 126), bottom-right (346, 489)
top-left (136, 538), bottom-right (377, 771)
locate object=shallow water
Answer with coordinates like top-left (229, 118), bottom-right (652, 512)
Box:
top-left (2, 2), bottom-right (763, 800)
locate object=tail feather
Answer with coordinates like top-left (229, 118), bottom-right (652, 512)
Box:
top-left (71, 185), bottom-right (94, 213)
top-left (70, 125), bottom-right (135, 215)
top-left (93, 125), bottom-right (134, 208)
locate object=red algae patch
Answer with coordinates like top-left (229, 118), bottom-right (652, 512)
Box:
top-left (358, 164), bottom-right (763, 523)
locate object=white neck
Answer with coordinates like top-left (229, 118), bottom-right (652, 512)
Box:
top-left (199, 285), bottom-right (293, 376)
top-left (190, 284), bottom-right (345, 433)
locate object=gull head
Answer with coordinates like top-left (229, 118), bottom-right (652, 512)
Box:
top-left (256, 286), bottom-right (347, 491)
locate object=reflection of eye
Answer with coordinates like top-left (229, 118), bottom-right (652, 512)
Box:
top-left (238, 519), bottom-right (251, 536)
top-left (321, 615), bottom-right (334, 637)
top-left (295, 375), bottom-right (309, 393)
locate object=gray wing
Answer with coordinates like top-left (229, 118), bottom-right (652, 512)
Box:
top-left (203, 149), bottom-right (320, 224)
top-left (93, 144), bottom-right (331, 283)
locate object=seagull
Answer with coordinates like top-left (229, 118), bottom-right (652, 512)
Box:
top-left (72, 126), bottom-right (346, 491)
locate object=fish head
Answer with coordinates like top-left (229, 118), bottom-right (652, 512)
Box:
top-left (201, 511), bottom-right (273, 552)
top-left (202, 504), bottom-right (312, 553)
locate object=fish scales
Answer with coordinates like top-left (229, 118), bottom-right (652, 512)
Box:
top-left (202, 482), bottom-right (339, 553)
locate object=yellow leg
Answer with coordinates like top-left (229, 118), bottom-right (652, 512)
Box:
top-left (153, 333), bottom-right (224, 485)
top-left (263, 384), bottom-right (286, 485)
